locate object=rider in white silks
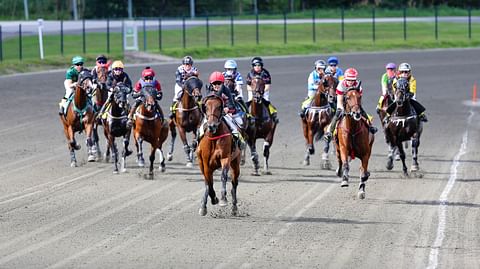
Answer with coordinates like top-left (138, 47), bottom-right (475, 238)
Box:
top-left (169, 55), bottom-right (200, 119)
top-left (199, 71), bottom-right (246, 150)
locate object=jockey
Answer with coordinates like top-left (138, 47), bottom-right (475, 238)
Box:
top-left (324, 68), bottom-right (378, 142)
top-left (203, 71), bottom-right (246, 149)
top-left (169, 55), bottom-right (200, 119)
top-left (376, 62), bottom-right (397, 114)
top-left (91, 54), bottom-right (110, 83)
top-left (386, 62), bottom-right (428, 122)
top-left (327, 56), bottom-right (344, 80)
top-left (98, 60), bottom-right (132, 116)
top-left (59, 55), bottom-right (85, 115)
top-left (246, 56), bottom-right (279, 123)
top-left (299, 59), bottom-right (327, 118)
top-left (222, 59), bottom-right (249, 115)
top-left (127, 67), bottom-right (163, 127)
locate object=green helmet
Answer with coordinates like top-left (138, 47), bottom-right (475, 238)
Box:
top-left (71, 56), bottom-right (84, 65)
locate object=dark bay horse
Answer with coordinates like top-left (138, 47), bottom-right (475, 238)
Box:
top-left (91, 66), bottom-right (109, 160)
top-left (247, 76), bottom-right (277, 175)
top-left (334, 89), bottom-right (374, 199)
top-left (384, 78), bottom-right (423, 176)
top-left (133, 87), bottom-right (169, 179)
top-left (101, 83), bottom-right (132, 173)
top-left (168, 76), bottom-right (203, 167)
top-left (60, 70), bottom-right (96, 167)
top-left (301, 75), bottom-right (336, 169)
top-left (197, 95), bottom-right (241, 216)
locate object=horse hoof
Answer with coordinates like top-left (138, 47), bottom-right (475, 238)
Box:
top-left (138, 161), bottom-right (145, 168)
top-left (167, 153), bottom-right (173, 161)
top-left (303, 160), bottom-right (310, 166)
top-left (159, 166), bottom-right (166, 173)
top-left (87, 155), bottom-right (96, 162)
top-left (148, 172), bottom-right (154, 180)
top-left (219, 198), bottom-right (228, 207)
top-left (395, 154), bottom-right (400, 161)
top-left (212, 197), bottom-right (219, 205)
top-left (232, 205), bottom-right (238, 216)
top-left (186, 162), bottom-right (193, 168)
top-left (340, 180), bottom-right (349, 187)
top-left (251, 172), bottom-right (260, 176)
top-left (73, 144), bottom-right (81, 150)
top-left (411, 165), bottom-right (419, 172)
top-left (240, 159), bottom-right (246, 166)
top-left (386, 159), bottom-right (394, 170)
top-left (199, 207), bottom-right (207, 216)
top-left (70, 162), bottom-right (77, 167)
top-left (121, 168), bottom-right (127, 173)
top-left (113, 170), bottom-right (119, 174)
top-left (264, 171), bottom-right (272, 175)
top-left (358, 191), bottom-right (366, 199)
top-left (322, 161), bottom-right (331, 170)
top-left (336, 167), bottom-right (342, 177)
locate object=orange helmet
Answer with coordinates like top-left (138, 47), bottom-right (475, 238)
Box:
top-left (209, 71), bottom-right (225, 83)
top-left (344, 68), bottom-right (358, 80)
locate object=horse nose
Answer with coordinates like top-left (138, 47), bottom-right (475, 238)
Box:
top-left (208, 124), bottom-right (217, 133)
top-left (354, 112), bottom-right (361, 121)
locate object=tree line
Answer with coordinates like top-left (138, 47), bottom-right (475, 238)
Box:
top-left (1, 0), bottom-right (479, 20)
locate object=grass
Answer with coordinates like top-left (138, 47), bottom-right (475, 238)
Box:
top-left (1, 19), bottom-right (480, 75)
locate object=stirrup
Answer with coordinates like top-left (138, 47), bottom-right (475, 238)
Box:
top-left (324, 132), bottom-right (332, 142)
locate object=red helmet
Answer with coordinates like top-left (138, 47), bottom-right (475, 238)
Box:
top-left (209, 71), bottom-right (225, 83)
top-left (141, 67), bottom-right (155, 79)
top-left (344, 68), bottom-right (358, 80)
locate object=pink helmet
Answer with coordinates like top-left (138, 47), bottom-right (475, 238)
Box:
top-left (344, 68), bottom-right (358, 80)
top-left (141, 67), bottom-right (155, 79)
top-left (209, 71), bottom-right (225, 83)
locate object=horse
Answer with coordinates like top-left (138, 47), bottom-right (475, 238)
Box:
top-left (132, 86), bottom-right (169, 179)
top-left (334, 88), bottom-right (374, 199)
top-left (301, 75), bottom-right (336, 169)
top-left (168, 76), bottom-right (203, 167)
top-left (100, 83), bottom-right (133, 173)
top-left (91, 66), bottom-right (109, 160)
top-left (247, 76), bottom-right (277, 176)
top-left (384, 78), bottom-right (423, 176)
top-left (59, 70), bottom-right (96, 167)
top-left (197, 95), bottom-right (241, 216)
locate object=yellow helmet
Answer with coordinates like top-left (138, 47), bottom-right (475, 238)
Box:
top-left (112, 60), bottom-right (124, 69)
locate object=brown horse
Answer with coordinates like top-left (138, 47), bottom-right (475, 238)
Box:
top-left (168, 76), bottom-right (203, 167)
top-left (384, 78), bottom-right (423, 176)
top-left (334, 89), bottom-right (374, 199)
top-left (133, 88), bottom-right (169, 179)
top-left (197, 95), bottom-right (241, 216)
top-left (60, 70), bottom-right (96, 167)
top-left (101, 83), bottom-right (132, 173)
top-left (301, 75), bottom-right (336, 169)
top-left (247, 76), bottom-right (277, 175)
top-left (91, 66), bottom-right (109, 160)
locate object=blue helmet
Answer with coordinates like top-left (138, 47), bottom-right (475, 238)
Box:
top-left (327, 56), bottom-right (339, 65)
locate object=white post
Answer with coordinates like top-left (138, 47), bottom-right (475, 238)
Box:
top-left (190, 0), bottom-right (195, 19)
top-left (72, 0), bottom-right (78, 20)
top-left (37, 19), bottom-right (44, 59)
top-left (128, 0), bottom-right (133, 19)
top-left (23, 0), bottom-right (29, 20)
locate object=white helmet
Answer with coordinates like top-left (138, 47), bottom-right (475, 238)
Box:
top-left (224, 59), bottom-right (237, 69)
top-left (314, 59), bottom-right (327, 70)
top-left (398, 62), bottom-right (411, 72)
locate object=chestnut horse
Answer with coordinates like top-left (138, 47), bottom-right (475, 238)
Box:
top-left (384, 78), bottom-right (423, 176)
top-left (168, 76), bottom-right (203, 167)
top-left (91, 66), bottom-right (109, 159)
top-left (101, 83), bottom-right (132, 173)
top-left (60, 70), bottom-right (96, 167)
top-left (301, 75), bottom-right (336, 169)
top-left (197, 95), bottom-right (241, 216)
top-left (247, 76), bottom-right (277, 175)
top-left (133, 87), bottom-right (169, 179)
top-left (334, 89), bottom-right (374, 199)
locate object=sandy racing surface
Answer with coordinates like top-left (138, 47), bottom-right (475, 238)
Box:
top-left (0, 49), bottom-right (479, 268)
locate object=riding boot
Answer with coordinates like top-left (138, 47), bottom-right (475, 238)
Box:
top-left (169, 101), bottom-right (177, 119)
top-left (410, 99), bottom-right (428, 122)
top-left (267, 103), bottom-right (279, 123)
top-left (299, 107), bottom-right (307, 119)
top-left (324, 114), bottom-right (338, 143)
top-left (154, 100), bottom-right (164, 119)
top-left (59, 97), bottom-right (67, 115)
top-left (127, 100), bottom-right (141, 128)
top-left (360, 108), bottom-right (377, 134)
top-left (232, 130), bottom-right (246, 150)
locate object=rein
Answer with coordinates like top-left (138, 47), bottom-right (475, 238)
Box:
top-left (206, 132), bottom-right (231, 141)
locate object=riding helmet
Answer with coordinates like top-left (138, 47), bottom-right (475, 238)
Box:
top-left (224, 59), bottom-right (238, 69)
top-left (182, 56), bottom-right (194, 65)
top-left (314, 59), bottom-right (327, 70)
top-left (327, 56), bottom-right (339, 65)
top-left (251, 57), bottom-right (263, 67)
top-left (112, 61), bottom-right (124, 69)
top-left (398, 63), bottom-right (411, 72)
top-left (71, 56), bottom-right (84, 65)
top-left (209, 71), bottom-right (225, 83)
top-left (344, 68), bottom-right (358, 80)
top-left (385, 62), bottom-right (396, 69)
top-left (142, 67), bottom-right (155, 78)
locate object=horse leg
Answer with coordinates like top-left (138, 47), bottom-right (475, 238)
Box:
top-left (136, 137), bottom-right (145, 167)
top-left (64, 126), bottom-right (77, 167)
top-left (411, 135), bottom-right (420, 172)
top-left (112, 138), bottom-right (119, 174)
top-left (386, 144), bottom-right (395, 170)
top-left (148, 146), bottom-right (156, 179)
top-left (85, 122), bottom-right (95, 162)
top-left (340, 160), bottom-right (350, 187)
top-left (120, 136), bottom-right (130, 173)
top-left (199, 169), bottom-right (217, 216)
top-left (358, 157), bottom-right (371, 200)
top-left (178, 129), bottom-right (193, 167)
top-left (167, 120), bottom-right (176, 161)
top-left (262, 141), bottom-right (271, 175)
top-left (157, 148), bottom-right (166, 172)
top-left (335, 145), bottom-right (342, 178)
top-left (231, 156), bottom-right (241, 216)
top-left (398, 143), bottom-right (408, 177)
top-left (219, 162), bottom-right (230, 207)
top-left (302, 119), bottom-right (312, 166)
top-left (248, 137), bottom-right (260, 176)
top-left (322, 137), bottom-right (332, 170)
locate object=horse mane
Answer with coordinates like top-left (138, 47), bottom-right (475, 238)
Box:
top-left (184, 76), bottom-right (203, 95)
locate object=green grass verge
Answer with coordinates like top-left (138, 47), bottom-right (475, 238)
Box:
top-left (1, 20), bottom-right (479, 75)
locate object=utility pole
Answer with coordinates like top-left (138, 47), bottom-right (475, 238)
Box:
top-left (72, 0), bottom-right (78, 20)
top-left (128, 0), bottom-right (133, 19)
top-left (253, 0), bottom-right (258, 14)
top-left (190, 0), bottom-right (195, 19)
top-left (23, 0), bottom-right (29, 20)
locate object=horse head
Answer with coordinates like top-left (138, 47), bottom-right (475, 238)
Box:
top-left (395, 78), bottom-right (409, 107)
top-left (78, 69), bottom-right (94, 95)
top-left (143, 89), bottom-right (156, 113)
top-left (344, 89), bottom-right (362, 121)
top-left (323, 74), bottom-right (338, 103)
top-left (251, 76), bottom-right (265, 104)
top-left (203, 95), bottom-right (224, 134)
top-left (113, 83), bottom-right (129, 110)
top-left (183, 77), bottom-right (203, 104)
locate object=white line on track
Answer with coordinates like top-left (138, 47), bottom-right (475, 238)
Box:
top-left (47, 189), bottom-right (203, 269)
top-left (426, 110), bottom-right (473, 269)
top-left (215, 182), bottom-right (334, 269)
